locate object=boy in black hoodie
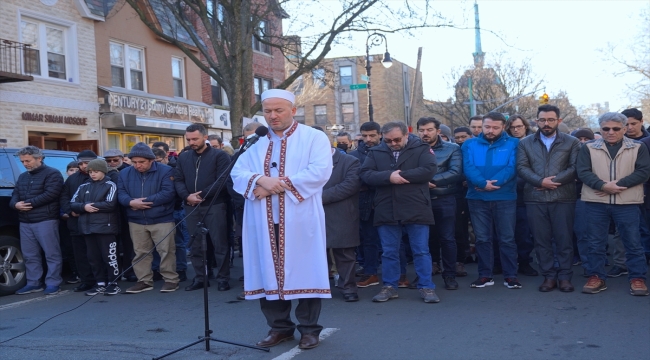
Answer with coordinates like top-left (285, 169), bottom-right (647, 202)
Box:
top-left (71, 159), bottom-right (121, 296)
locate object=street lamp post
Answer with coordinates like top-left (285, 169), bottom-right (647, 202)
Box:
top-left (365, 33), bottom-right (393, 122)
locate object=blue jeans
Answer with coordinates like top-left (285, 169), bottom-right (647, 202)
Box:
top-left (574, 200), bottom-right (589, 268)
top-left (468, 200), bottom-right (518, 279)
top-left (584, 202), bottom-right (648, 280)
top-left (359, 217), bottom-right (380, 275)
top-left (152, 209), bottom-right (189, 272)
top-left (638, 206), bottom-right (650, 256)
top-left (377, 223), bottom-right (434, 289)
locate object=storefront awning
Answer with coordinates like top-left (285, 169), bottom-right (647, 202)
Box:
top-left (101, 113), bottom-right (192, 135)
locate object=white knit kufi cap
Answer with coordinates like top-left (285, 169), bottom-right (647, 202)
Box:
top-left (261, 89), bottom-right (295, 104)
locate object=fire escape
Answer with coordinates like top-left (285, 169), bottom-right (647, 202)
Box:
top-left (0, 39), bottom-right (35, 83)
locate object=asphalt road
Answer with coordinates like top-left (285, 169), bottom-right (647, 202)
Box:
top-left (1, 259), bottom-right (648, 360)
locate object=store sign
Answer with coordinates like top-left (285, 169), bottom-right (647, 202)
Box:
top-left (213, 108), bottom-right (230, 130)
top-left (22, 112), bottom-right (88, 125)
top-left (107, 92), bottom-right (212, 123)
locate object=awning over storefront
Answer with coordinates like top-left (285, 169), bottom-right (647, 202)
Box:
top-left (100, 113), bottom-right (192, 134)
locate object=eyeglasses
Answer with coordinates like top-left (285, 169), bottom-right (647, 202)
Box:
top-left (106, 158), bottom-right (122, 163)
top-left (510, 125), bottom-right (526, 130)
top-left (537, 118), bottom-right (558, 124)
top-left (601, 127), bottom-right (622, 133)
top-left (384, 137), bottom-right (404, 144)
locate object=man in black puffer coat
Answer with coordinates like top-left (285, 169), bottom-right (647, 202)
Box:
top-left (60, 150), bottom-right (98, 292)
top-left (360, 122), bottom-right (439, 303)
top-left (10, 146), bottom-right (64, 295)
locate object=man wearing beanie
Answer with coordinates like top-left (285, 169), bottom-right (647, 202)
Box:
top-left (117, 142), bottom-right (179, 293)
top-left (60, 149), bottom-right (99, 293)
top-left (70, 159), bottom-right (121, 295)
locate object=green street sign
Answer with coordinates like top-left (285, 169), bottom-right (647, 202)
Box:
top-left (350, 84), bottom-right (367, 90)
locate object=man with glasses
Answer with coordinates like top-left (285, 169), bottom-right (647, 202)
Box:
top-left (517, 105), bottom-right (581, 292)
top-left (577, 112), bottom-right (650, 296)
top-left (104, 149), bottom-right (130, 171)
top-left (360, 121), bottom-right (440, 303)
top-left (462, 112), bottom-right (521, 289)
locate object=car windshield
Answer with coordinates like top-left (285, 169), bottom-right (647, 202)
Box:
top-left (11, 155), bottom-right (78, 182)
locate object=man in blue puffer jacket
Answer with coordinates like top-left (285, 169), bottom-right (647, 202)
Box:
top-left (117, 143), bottom-right (179, 294)
top-left (462, 112), bottom-right (521, 290)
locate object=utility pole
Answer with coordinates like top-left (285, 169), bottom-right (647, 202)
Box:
top-left (408, 47), bottom-right (422, 128)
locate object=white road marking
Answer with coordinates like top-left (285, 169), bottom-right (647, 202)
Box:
top-left (0, 290), bottom-right (71, 311)
top-left (271, 328), bottom-right (339, 360)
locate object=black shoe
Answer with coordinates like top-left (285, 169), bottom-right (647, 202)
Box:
top-left (444, 277), bottom-right (459, 290)
top-left (74, 283), bottom-right (94, 292)
top-left (343, 293), bottom-right (359, 302)
top-left (185, 280), bottom-right (209, 291)
top-left (153, 271), bottom-right (163, 281)
top-left (493, 265), bottom-right (503, 275)
top-left (177, 270), bottom-right (187, 282)
top-left (125, 275), bottom-right (138, 282)
top-left (518, 262), bottom-right (539, 276)
top-left (65, 275), bottom-right (80, 284)
top-left (217, 281), bottom-right (231, 291)
top-left (236, 292), bottom-right (246, 300)
top-left (606, 266), bottom-right (628, 278)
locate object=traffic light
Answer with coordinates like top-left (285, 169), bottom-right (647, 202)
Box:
top-left (539, 93), bottom-right (549, 105)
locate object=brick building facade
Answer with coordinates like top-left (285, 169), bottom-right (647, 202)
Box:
top-left (289, 54), bottom-right (427, 140)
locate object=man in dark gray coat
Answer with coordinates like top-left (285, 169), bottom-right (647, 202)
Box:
top-left (517, 105), bottom-right (581, 293)
top-left (322, 144), bottom-right (361, 302)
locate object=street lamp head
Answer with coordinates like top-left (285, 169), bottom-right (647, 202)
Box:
top-left (382, 51), bottom-right (393, 68)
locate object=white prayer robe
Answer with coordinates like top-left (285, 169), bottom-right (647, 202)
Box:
top-left (231, 121), bottom-right (333, 300)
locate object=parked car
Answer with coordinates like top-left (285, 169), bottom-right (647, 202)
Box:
top-left (0, 148), bottom-right (78, 296)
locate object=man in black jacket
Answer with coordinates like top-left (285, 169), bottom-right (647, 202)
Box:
top-left (349, 121), bottom-right (382, 288)
top-left (174, 124), bottom-right (233, 291)
top-left (360, 122), bottom-right (439, 303)
top-left (60, 150), bottom-right (98, 292)
top-left (517, 105), bottom-right (581, 293)
top-left (11, 146), bottom-right (65, 295)
top-left (416, 117), bottom-right (462, 290)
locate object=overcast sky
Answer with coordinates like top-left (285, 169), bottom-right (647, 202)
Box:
top-left (286, 0), bottom-right (648, 112)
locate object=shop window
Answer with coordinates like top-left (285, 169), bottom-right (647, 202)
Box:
top-left (314, 105), bottom-right (327, 125)
top-left (145, 135), bottom-right (162, 148)
top-left (339, 66), bottom-right (352, 86)
top-left (110, 42), bottom-right (145, 91)
top-left (107, 133), bottom-right (122, 150)
top-left (20, 17), bottom-right (74, 81)
top-left (172, 57), bottom-right (185, 98)
top-left (254, 77), bottom-right (271, 103)
top-left (162, 136), bottom-right (180, 152)
top-left (294, 107), bottom-right (305, 124)
top-left (342, 103), bottom-right (354, 123)
top-left (124, 134), bottom-right (142, 153)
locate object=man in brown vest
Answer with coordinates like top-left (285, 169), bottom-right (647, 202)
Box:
top-left (577, 112), bottom-right (650, 296)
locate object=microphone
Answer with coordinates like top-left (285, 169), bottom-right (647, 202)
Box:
top-left (240, 126), bottom-right (269, 152)
top-left (271, 162), bottom-right (277, 168)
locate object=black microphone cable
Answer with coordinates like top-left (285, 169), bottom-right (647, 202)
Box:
top-left (0, 127), bottom-right (269, 345)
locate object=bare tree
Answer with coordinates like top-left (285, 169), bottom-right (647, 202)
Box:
top-left (123, 0), bottom-right (449, 145)
top-left (602, 7), bottom-right (650, 107)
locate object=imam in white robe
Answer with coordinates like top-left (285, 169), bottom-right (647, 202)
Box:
top-left (231, 121), bottom-right (333, 300)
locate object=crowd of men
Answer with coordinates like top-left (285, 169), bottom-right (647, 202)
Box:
top-left (9, 105), bottom-right (650, 303)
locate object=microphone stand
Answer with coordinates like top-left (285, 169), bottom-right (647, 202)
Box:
top-left (153, 139), bottom-right (269, 359)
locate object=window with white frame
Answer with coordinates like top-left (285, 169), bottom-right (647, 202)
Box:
top-left (254, 76), bottom-right (271, 103)
top-left (312, 68), bottom-right (325, 89)
top-left (294, 107), bottom-right (305, 123)
top-left (342, 103), bottom-right (354, 123)
top-left (211, 77), bottom-right (229, 106)
top-left (171, 57), bottom-right (184, 98)
top-left (252, 19), bottom-right (271, 54)
top-left (339, 66), bottom-right (352, 86)
top-left (110, 42), bottom-right (145, 91)
top-left (314, 105), bottom-right (328, 125)
top-left (20, 18), bottom-right (69, 80)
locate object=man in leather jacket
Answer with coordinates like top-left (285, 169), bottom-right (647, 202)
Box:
top-left (416, 118), bottom-right (463, 290)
